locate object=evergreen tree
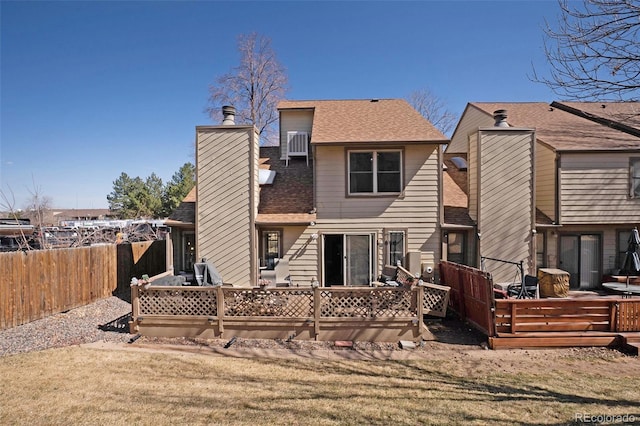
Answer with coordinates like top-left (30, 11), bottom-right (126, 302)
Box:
top-left (161, 162), bottom-right (195, 217)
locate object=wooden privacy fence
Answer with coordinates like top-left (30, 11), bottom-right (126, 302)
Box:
top-left (129, 283), bottom-right (451, 342)
top-left (439, 261), bottom-right (494, 336)
top-left (0, 241), bottom-right (167, 330)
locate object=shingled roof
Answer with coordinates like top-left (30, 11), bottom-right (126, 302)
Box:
top-left (278, 99), bottom-right (448, 144)
top-left (469, 102), bottom-right (640, 151)
top-left (257, 147), bottom-right (315, 224)
top-left (552, 101), bottom-right (640, 137)
top-left (443, 153), bottom-right (473, 227)
top-left (165, 186), bottom-right (196, 226)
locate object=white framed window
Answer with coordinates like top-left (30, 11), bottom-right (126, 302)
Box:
top-left (387, 230), bottom-right (405, 266)
top-left (348, 150), bottom-right (402, 195)
top-left (260, 229), bottom-right (282, 270)
top-left (631, 158), bottom-right (640, 198)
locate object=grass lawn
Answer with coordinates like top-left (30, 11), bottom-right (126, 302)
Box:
top-left (0, 344), bottom-right (638, 425)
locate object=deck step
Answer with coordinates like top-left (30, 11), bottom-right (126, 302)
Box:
top-left (489, 335), bottom-right (619, 349)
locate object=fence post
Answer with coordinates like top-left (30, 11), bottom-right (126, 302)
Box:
top-left (129, 284), bottom-right (140, 334)
top-left (217, 286), bottom-right (225, 337)
top-left (313, 287), bottom-right (321, 340)
top-left (165, 234), bottom-right (173, 274)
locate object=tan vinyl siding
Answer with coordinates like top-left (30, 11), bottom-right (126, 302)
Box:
top-left (284, 223), bottom-right (440, 286)
top-left (554, 224), bottom-right (630, 275)
top-left (289, 143), bottom-right (441, 284)
top-left (536, 143), bottom-right (557, 222)
top-left (448, 106), bottom-right (493, 154)
top-left (560, 152), bottom-right (640, 224)
top-left (468, 132), bottom-right (478, 222)
top-left (280, 226), bottom-right (318, 285)
top-left (196, 126), bottom-right (257, 286)
top-left (477, 130), bottom-right (535, 282)
top-left (279, 110), bottom-right (313, 159)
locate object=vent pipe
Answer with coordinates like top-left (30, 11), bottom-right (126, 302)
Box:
top-left (222, 105), bottom-right (236, 125)
top-left (493, 109), bottom-right (509, 127)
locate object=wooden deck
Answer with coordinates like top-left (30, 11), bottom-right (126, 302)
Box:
top-left (129, 283), bottom-right (451, 342)
top-left (440, 262), bottom-right (640, 352)
top-left (490, 298), bottom-right (640, 350)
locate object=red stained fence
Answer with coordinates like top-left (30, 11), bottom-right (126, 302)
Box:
top-left (439, 261), bottom-right (495, 337)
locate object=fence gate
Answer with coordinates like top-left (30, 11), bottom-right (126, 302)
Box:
top-left (439, 261), bottom-right (495, 337)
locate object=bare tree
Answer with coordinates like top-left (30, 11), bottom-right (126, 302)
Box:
top-left (22, 182), bottom-right (54, 249)
top-left (407, 88), bottom-right (458, 136)
top-left (207, 32), bottom-right (288, 145)
top-left (0, 187), bottom-right (33, 250)
top-left (534, 0), bottom-right (640, 101)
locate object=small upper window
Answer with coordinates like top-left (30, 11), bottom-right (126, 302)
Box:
top-left (349, 150), bottom-right (401, 195)
top-left (631, 158), bottom-right (640, 198)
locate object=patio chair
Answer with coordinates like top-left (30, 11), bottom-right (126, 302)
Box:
top-left (507, 274), bottom-right (539, 299)
top-left (193, 259), bottom-right (224, 286)
top-left (260, 258), bottom-right (291, 287)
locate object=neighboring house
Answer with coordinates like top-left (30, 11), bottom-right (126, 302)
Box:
top-left (165, 186), bottom-right (196, 274)
top-left (178, 99), bottom-right (449, 286)
top-left (446, 102), bottom-right (640, 289)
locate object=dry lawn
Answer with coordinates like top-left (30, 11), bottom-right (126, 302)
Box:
top-left (0, 344), bottom-right (639, 425)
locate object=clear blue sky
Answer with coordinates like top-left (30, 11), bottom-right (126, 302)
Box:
top-left (1, 0), bottom-right (560, 210)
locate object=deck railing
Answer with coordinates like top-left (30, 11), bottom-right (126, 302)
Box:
top-left (129, 283), bottom-right (450, 342)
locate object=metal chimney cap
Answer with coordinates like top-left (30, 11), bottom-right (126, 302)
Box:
top-left (222, 105), bottom-right (236, 125)
top-left (493, 109), bottom-right (509, 127)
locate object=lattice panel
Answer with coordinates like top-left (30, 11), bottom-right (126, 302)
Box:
top-left (139, 288), bottom-right (217, 316)
top-left (422, 283), bottom-right (450, 318)
top-left (395, 266), bottom-right (416, 287)
top-left (277, 292), bottom-right (313, 317)
top-left (371, 289), bottom-right (414, 317)
top-left (320, 289), bottom-right (414, 318)
top-left (224, 289), bottom-right (309, 317)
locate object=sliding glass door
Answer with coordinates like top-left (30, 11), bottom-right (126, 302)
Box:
top-left (323, 234), bottom-right (373, 286)
top-left (559, 234), bottom-right (601, 289)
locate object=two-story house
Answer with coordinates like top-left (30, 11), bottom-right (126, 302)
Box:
top-left (446, 102), bottom-right (640, 289)
top-left (170, 99), bottom-right (448, 287)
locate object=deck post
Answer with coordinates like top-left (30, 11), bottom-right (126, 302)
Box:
top-left (610, 301), bottom-right (618, 332)
top-left (510, 302), bottom-right (517, 333)
top-left (313, 287), bottom-right (321, 340)
top-left (217, 286), bottom-right (225, 337)
top-left (416, 286), bottom-right (425, 337)
top-left (129, 283), bottom-right (140, 333)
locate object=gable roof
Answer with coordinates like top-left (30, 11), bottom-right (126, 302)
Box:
top-left (552, 101), bottom-right (640, 137)
top-left (278, 99), bottom-right (448, 144)
top-left (469, 102), bottom-right (640, 152)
